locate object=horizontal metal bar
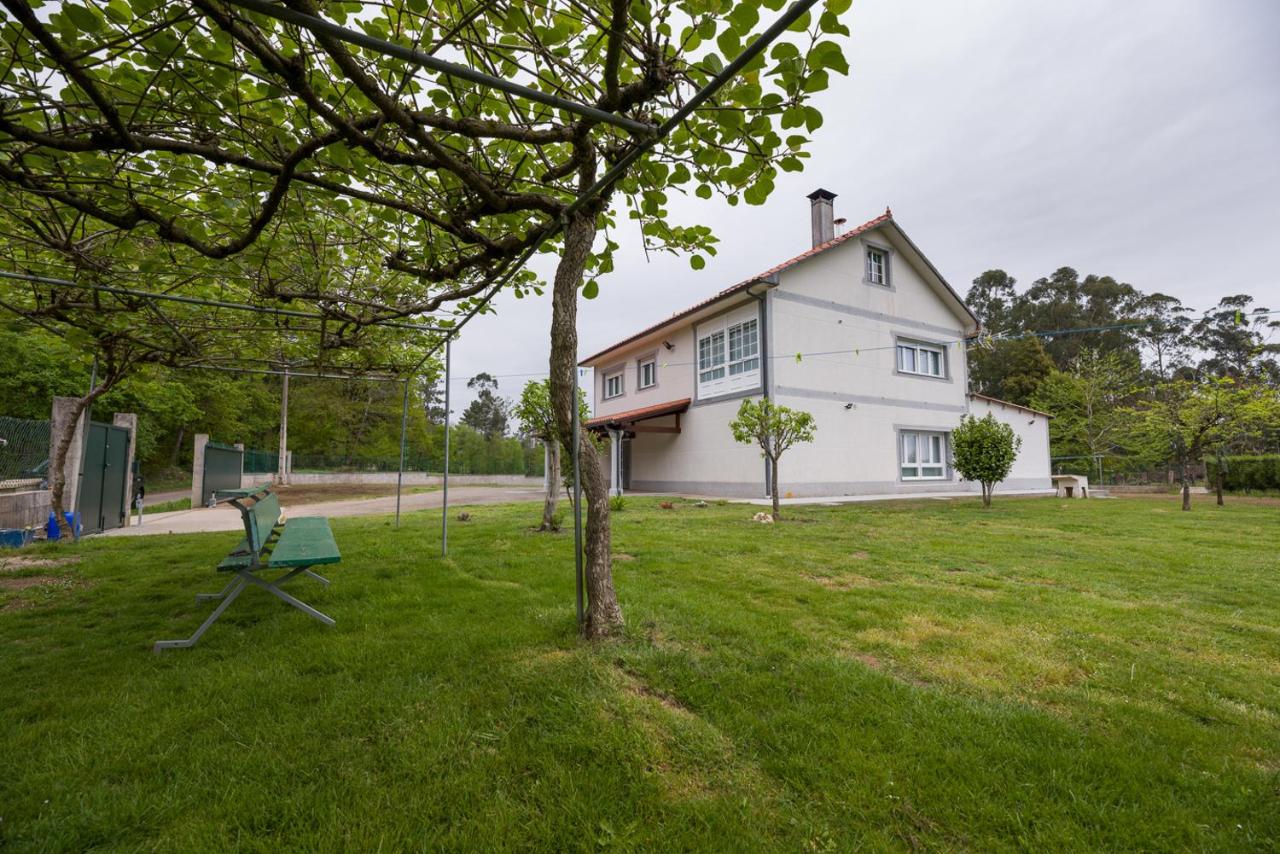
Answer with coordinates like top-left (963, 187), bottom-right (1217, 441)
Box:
top-left (183, 363), bottom-right (407, 382)
top-left (222, 0), bottom-right (655, 136)
top-left (0, 269), bottom-right (449, 332)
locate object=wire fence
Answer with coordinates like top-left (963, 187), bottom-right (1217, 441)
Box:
top-left (0, 415), bottom-right (50, 490)
top-left (244, 448), bottom-right (279, 474)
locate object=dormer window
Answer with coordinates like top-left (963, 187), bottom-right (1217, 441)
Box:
top-left (866, 246), bottom-right (888, 286)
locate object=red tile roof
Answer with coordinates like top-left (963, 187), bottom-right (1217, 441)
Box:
top-left (967, 392), bottom-right (1052, 419)
top-left (585, 397), bottom-right (691, 429)
top-left (579, 211), bottom-right (898, 365)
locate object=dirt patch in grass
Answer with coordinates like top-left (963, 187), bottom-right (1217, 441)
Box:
top-left (0, 555), bottom-right (80, 573)
top-left (849, 551), bottom-right (869, 560)
top-left (803, 572), bottom-right (881, 590)
top-left (0, 575), bottom-right (62, 591)
top-left (617, 666), bottom-right (694, 717)
top-left (614, 553), bottom-right (636, 561)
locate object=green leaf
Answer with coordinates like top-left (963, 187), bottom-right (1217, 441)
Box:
top-left (690, 254), bottom-right (706, 270)
top-left (582, 280), bottom-right (599, 299)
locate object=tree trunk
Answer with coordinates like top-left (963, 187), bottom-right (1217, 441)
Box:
top-left (540, 440), bottom-right (560, 531)
top-left (169, 425), bottom-right (185, 468)
top-left (549, 209), bottom-right (623, 639)
top-left (48, 384), bottom-right (111, 520)
top-left (1180, 458), bottom-right (1191, 511)
top-left (770, 455), bottom-right (780, 520)
top-left (982, 482), bottom-right (992, 508)
top-left (1215, 451), bottom-right (1225, 506)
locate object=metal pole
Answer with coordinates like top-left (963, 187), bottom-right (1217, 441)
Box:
top-left (396, 377), bottom-right (409, 528)
top-left (442, 337), bottom-right (451, 557)
top-left (222, 0), bottom-right (655, 136)
top-left (277, 366), bottom-right (289, 485)
top-left (72, 356), bottom-right (97, 543)
top-left (572, 366), bottom-right (584, 628)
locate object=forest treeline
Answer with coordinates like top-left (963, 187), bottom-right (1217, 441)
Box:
top-left (965, 267), bottom-right (1280, 490)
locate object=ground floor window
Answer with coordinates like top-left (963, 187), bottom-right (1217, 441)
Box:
top-left (901, 431), bottom-right (947, 479)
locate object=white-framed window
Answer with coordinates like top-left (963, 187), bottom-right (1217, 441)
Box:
top-left (866, 247), bottom-right (888, 285)
top-left (897, 341), bottom-right (945, 378)
top-left (901, 431), bottom-right (947, 480)
top-left (696, 304), bottom-right (762, 399)
top-left (604, 370), bottom-right (624, 400)
top-left (638, 357), bottom-right (657, 390)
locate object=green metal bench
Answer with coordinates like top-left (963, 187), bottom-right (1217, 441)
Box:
top-left (154, 484), bottom-right (342, 652)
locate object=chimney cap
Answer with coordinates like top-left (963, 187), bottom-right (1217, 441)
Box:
top-left (806, 188), bottom-right (837, 201)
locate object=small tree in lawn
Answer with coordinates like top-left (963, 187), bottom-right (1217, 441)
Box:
top-left (729, 399), bottom-right (816, 521)
top-left (952, 414), bottom-right (1022, 508)
top-left (514, 379), bottom-right (588, 532)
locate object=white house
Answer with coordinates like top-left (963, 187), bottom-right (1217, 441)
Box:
top-left (580, 189), bottom-right (1052, 500)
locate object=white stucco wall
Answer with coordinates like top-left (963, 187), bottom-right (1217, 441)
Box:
top-left (587, 323), bottom-right (697, 418)
top-left (967, 396), bottom-right (1053, 491)
top-left (624, 398), bottom-right (766, 496)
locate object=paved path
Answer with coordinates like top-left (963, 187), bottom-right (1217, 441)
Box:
top-left (103, 485), bottom-right (542, 537)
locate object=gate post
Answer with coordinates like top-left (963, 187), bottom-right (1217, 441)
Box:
top-left (234, 442), bottom-right (245, 489)
top-left (191, 433), bottom-right (209, 508)
top-left (113, 412), bottom-right (138, 522)
top-left (49, 396), bottom-right (88, 517)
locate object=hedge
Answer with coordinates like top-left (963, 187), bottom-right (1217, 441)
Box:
top-left (1205, 454), bottom-right (1280, 492)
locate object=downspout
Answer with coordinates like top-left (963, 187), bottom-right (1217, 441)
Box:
top-left (748, 282), bottom-right (774, 499)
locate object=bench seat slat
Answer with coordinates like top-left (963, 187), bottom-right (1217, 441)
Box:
top-left (269, 517), bottom-right (340, 567)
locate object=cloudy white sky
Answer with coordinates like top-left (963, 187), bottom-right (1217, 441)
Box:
top-left (447, 0), bottom-right (1280, 411)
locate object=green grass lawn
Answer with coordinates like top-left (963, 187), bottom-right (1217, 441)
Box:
top-left (2, 495), bottom-right (1277, 851)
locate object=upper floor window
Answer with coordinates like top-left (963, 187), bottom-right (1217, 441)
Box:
top-left (901, 431), bottom-right (947, 480)
top-left (604, 370), bottom-right (624, 400)
top-left (866, 247), bottom-right (888, 286)
top-left (697, 304), bottom-right (762, 399)
top-left (638, 357), bottom-right (657, 389)
top-left (897, 341), bottom-right (945, 378)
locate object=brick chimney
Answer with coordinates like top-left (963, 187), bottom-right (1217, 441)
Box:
top-left (807, 188), bottom-right (837, 248)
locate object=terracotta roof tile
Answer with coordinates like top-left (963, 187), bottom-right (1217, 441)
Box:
top-left (585, 397), bottom-right (691, 428)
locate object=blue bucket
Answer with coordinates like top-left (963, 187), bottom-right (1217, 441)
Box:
top-left (0, 528), bottom-right (34, 549)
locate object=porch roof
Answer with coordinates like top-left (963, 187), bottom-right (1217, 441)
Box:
top-left (585, 397), bottom-right (691, 430)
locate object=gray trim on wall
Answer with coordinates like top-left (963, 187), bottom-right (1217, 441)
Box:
top-left (774, 385), bottom-right (968, 413)
top-left (692, 387), bottom-right (761, 408)
top-left (771, 289), bottom-right (964, 339)
top-left (627, 477), bottom-right (1054, 499)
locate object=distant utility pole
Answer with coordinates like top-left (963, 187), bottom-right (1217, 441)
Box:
top-left (277, 367), bottom-right (289, 485)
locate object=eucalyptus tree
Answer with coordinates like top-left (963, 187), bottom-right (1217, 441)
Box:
top-left (0, 0), bottom-right (849, 635)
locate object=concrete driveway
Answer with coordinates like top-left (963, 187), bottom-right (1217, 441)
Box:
top-left (102, 484), bottom-right (542, 537)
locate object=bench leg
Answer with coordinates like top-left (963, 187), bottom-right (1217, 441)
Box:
top-left (195, 576), bottom-right (241, 603)
top-left (243, 568), bottom-right (335, 627)
top-left (154, 577), bottom-right (249, 653)
top-left (302, 569), bottom-right (330, 587)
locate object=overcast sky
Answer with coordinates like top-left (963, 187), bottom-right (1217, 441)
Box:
top-left (447, 0), bottom-right (1280, 412)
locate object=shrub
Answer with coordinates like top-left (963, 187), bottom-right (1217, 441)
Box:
top-left (1206, 454), bottom-right (1280, 492)
top-left (609, 494), bottom-right (626, 512)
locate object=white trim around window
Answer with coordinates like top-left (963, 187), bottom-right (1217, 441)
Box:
top-left (637, 356), bottom-right (657, 390)
top-left (696, 302), bottom-right (761, 400)
top-left (900, 430), bottom-right (948, 480)
top-left (603, 368), bottom-right (625, 400)
top-left (896, 339), bottom-right (947, 379)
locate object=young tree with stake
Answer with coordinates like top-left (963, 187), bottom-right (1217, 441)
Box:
top-left (514, 378), bottom-right (588, 532)
top-left (729, 397), bottom-right (816, 520)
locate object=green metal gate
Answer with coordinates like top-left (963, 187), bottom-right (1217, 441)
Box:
top-left (79, 422), bottom-right (130, 534)
top-left (201, 442), bottom-right (243, 506)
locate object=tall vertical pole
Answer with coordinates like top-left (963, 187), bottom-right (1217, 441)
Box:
top-left (396, 376), bottom-right (409, 528)
top-left (73, 357), bottom-right (98, 543)
top-left (442, 337), bottom-right (451, 557)
top-left (572, 366), bottom-right (584, 629)
top-left (277, 366), bottom-right (289, 485)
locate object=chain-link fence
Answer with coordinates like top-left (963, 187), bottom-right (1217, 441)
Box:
top-left (0, 415), bottom-right (51, 490)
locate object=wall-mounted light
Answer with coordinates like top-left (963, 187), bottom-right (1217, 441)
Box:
top-left (663, 340), bottom-right (674, 351)
top-left (844, 402), bottom-right (854, 410)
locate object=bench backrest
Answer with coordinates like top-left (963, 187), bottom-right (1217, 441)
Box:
top-left (247, 491), bottom-right (281, 554)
